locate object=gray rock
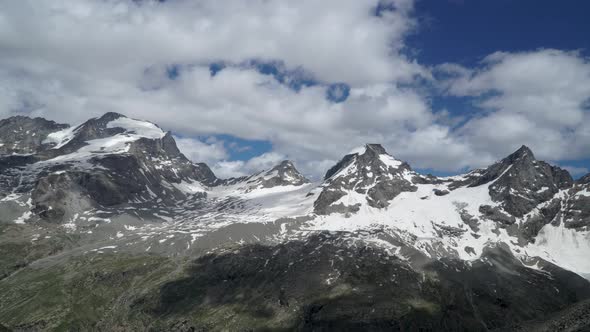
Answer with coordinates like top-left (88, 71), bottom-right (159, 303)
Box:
top-left (520, 198), bottom-right (562, 241)
top-left (479, 205), bottom-right (516, 225)
top-left (459, 209), bottom-right (480, 232)
top-left (563, 182), bottom-right (590, 229)
top-left (433, 189), bottom-right (450, 196)
top-left (473, 146), bottom-right (573, 218)
top-left (0, 116), bottom-right (68, 155)
top-left (314, 144), bottom-right (417, 214)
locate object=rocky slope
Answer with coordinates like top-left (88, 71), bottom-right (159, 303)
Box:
top-left (0, 113), bottom-right (589, 331)
top-left (0, 116), bottom-right (69, 155)
top-left (313, 144), bottom-right (421, 214)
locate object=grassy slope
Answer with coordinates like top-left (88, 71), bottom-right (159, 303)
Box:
top-left (0, 253), bottom-right (178, 331)
top-left (1, 235), bottom-right (589, 331)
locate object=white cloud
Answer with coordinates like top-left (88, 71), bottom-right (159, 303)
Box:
top-left (1, 2), bottom-right (589, 179)
top-left (210, 152), bottom-right (288, 179)
top-left (442, 49), bottom-right (590, 163)
top-left (173, 136), bottom-right (228, 166)
top-left (562, 166), bottom-right (589, 178)
top-left (0, 0), bottom-right (421, 86)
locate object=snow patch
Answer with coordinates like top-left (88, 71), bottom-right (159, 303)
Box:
top-left (348, 145), bottom-right (367, 155)
top-left (43, 126), bottom-right (79, 149)
top-left (14, 211), bottom-right (32, 224)
top-left (106, 117), bottom-right (165, 139)
top-left (379, 154), bottom-right (402, 169)
top-left (172, 180), bottom-right (206, 194)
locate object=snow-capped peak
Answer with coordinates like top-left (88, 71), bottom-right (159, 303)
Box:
top-left (347, 145), bottom-right (367, 155)
top-left (43, 112), bottom-right (166, 157)
top-left (346, 144), bottom-right (391, 158)
top-left (314, 144), bottom-right (418, 214)
top-left (229, 160), bottom-right (310, 192)
top-left (43, 113), bottom-right (165, 151)
top-left (325, 144), bottom-right (409, 181)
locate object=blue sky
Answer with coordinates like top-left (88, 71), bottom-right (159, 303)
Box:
top-left (408, 0), bottom-right (590, 66)
top-left (1, 0), bottom-right (589, 179)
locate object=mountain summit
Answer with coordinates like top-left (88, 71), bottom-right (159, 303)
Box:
top-left (315, 143), bottom-right (418, 214)
top-left (225, 160), bottom-right (310, 192)
top-left (467, 144), bottom-right (573, 219)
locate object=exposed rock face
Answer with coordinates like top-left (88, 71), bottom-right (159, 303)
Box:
top-left (0, 116), bottom-right (69, 155)
top-left (563, 180), bottom-right (590, 229)
top-left (125, 132), bottom-right (218, 187)
top-left (519, 198), bottom-right (563, 241)
top-left (31, 171), bottom-right (95, 221)
top-left (449, 145), bottom-right (576, 240)
top-left (314, 144), bottom-right (418, 214)
top-left (472, 146), bottom-right (572, 218)
top-left (479, 205), bottom-right (517, 225)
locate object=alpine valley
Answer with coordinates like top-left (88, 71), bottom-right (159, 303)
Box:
top-left (1, 112), bottom-right (589, 332)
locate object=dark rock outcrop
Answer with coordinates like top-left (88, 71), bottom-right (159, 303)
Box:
top-left (0, 116), bottom-right (69, 155)
top-left (563, 180), bottom-right (590, 229)
top-left (473, 146), bottom-right (572, 218)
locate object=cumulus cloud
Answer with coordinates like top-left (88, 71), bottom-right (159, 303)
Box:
top-left (1, 2), bottom-right (589, 178)
top-left (0, 0), bottom-right (421, 86)
top-left (210, 152), bottom-right (288, 179)
top-left (173, 136), bottom-right (228, 166)
top-left (440, 49), bottom-right (590, 162)
top-left (173, 136), bottom-right (292, 179)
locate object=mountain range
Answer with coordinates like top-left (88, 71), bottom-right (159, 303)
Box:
top-left (1, 112), bottom-right (589, 331)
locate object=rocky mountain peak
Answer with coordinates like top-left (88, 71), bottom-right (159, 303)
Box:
top-left (363, 143), bottom-right (388, 156)
top-left (41, 113), bottom-right (166, 156)
top-left (238, 160), bottom-right (310, 191)
top-left (347, 144), bottom-right (397, 161)
top-left (270, 160), bottom-right (310, 184)
top-left (97, 112), bottom-right (126, 122)
top-left (469, 145), bottom-right (573, 219)
top-left (324, 144), bottom-right (409, 181)
top-left (508, 145), bottom-right (535, 162)
top-left (74, 112), bottom-right (127, 134)
top-left (314, 144), bottom-right (417, 214)
top-left (272, 159), bottom-right (296, 170)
